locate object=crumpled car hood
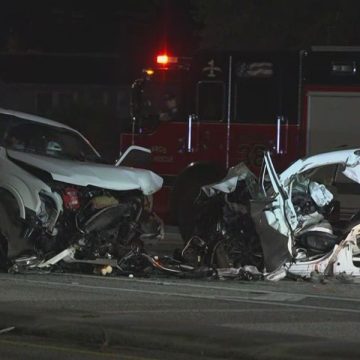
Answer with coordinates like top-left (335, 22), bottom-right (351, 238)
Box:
top-left (7, 149), bottom-right (163, 195)
top-left (201, 163), bottom-right (255, 197)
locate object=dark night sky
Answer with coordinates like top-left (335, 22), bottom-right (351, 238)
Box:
top-left (0, 0), bottom-right (197, 70)
top-left (2, 0), bottom-right (360, 81)
top-left (2, 1), bottom-right (360, 58)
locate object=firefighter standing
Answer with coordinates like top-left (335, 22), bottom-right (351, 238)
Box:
top-left (159, 93), bottom-right (180, 121)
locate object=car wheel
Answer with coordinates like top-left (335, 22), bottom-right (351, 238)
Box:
top-left (172, 163), bottom-right (226, 242)
top-left (0, 192), bottom-right (25, 268)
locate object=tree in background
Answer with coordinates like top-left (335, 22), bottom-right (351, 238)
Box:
top-left (192, 0), bottom-right (360, 50)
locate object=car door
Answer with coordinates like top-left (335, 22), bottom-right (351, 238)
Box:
top-left (262, 151), bottom-right (298, 239)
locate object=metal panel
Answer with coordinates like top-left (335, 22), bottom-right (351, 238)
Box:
top-left (307, 91), bottom-right (360, 155)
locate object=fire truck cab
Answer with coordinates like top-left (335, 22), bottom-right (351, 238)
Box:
top-left (120, 47), bottom-right (360, 239)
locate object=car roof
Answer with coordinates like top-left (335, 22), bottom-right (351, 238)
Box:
top-left (0, 107), bottom-right (76, 132)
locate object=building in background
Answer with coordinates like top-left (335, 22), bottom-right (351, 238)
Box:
top-left (0, 52), bottom-right (132, 160)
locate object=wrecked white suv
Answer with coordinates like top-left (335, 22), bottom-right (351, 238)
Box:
top-left (0, 108), bottom-right (163, 273)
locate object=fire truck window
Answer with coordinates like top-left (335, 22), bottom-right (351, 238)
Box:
top-left (235, 78), bottom-right (278, 124)
top-left (196, 81), bottom-right (225, 122)
top-left (141, 81), bottom-right (187, 123)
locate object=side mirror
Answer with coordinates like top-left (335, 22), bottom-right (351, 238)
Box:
top-left (115, 145), bottom-right (151, 168)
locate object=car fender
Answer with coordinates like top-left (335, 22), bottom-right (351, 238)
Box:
top-left (0, 148), bottom-right (52, 218)
top-left (0, 176), bottom-right (49, 218)
top-left (0, 184), bottom-right (26, 219)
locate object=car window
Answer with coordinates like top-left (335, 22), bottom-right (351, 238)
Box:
top-left (196, 81), bottom-right (225, 121)
top-left (304, 164), bottom-right (338, 187)
top-left (4, 119), bottom-right (102, 163)
top-left (306, 163), bottom-right (360, 196)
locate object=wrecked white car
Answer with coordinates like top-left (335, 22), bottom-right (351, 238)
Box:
top-left (0, 108), bottom-right (164, 274)
top-left (182, 149), bottom-right (360, 280)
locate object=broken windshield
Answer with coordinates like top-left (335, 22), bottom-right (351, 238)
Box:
top-left (4, 119), bottom-right (102, 163)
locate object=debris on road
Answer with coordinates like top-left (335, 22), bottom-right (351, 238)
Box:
top-left (0, 327), bottom-right (15, 335)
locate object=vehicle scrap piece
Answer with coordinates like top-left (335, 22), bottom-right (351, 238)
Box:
top-left (183, 148), bottom-right (360, 281)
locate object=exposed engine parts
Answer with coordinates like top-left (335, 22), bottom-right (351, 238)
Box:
top-left (0, 109), bottom-right (169, 277)
top-left (3, 183), bottom-right (164, 275)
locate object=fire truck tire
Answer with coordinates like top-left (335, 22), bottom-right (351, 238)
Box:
top-left (171, 162), bottom-right (226, 242)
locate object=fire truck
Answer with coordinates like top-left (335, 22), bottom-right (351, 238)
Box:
top-left (120, 46), bottom-right (360, 239)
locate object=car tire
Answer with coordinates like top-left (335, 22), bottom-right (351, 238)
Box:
top-left (0, 192), bottom-right (25, 268)
top-left (172, 163), bottom-right (226, 242)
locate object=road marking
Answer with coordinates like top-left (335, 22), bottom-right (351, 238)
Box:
top-left (6, 277), bottom-right (360, 315)
top-left (98, 308), bottom-right (302, 315)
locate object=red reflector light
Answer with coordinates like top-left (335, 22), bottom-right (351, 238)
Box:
top-left (62, 187), bottom-right (80, 210)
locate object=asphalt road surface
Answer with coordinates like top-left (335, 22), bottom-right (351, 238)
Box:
top-left (1, 270), bottom-right (360, 360)
top-left (1, 228), bottom-right (360, 359)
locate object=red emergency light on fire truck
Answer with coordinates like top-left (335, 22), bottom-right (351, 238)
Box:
top-left (120, 46), bottom-right (360, 239)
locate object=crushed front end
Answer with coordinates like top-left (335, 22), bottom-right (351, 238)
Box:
top-left (10, 182), bottom-right (164, 274)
